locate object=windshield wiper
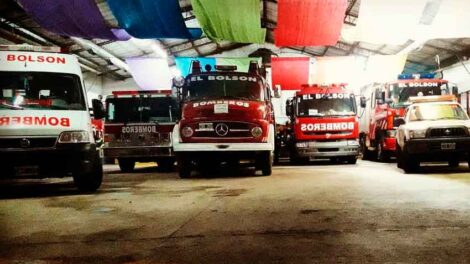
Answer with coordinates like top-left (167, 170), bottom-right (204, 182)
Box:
top-left (0, 102), bottom-right (23, 110)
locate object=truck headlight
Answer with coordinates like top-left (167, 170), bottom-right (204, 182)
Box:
top-left (251, 126), bottom-right (263, 138)
top-left (296, 142), bottom-right (308, 148)
top-left (347, 140), bottom-right (359, 146)
top-left (408, 129), bottom-right (426, 139)
top-left (58, 131), bottom-right (91, 143)
top-left (181, 126), bottom-right (193, 138)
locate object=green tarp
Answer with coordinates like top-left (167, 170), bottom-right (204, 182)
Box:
top-left (191, 0), bottom-right (266, 44)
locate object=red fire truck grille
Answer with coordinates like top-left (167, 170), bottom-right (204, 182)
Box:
top-left (0, 137), bottom-right (57, 149)
top-left (194, 122), bottom-right (252, 138)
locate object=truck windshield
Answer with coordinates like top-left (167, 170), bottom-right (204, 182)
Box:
top-left (184, 74), bottom-right (264, 101)
top-left (0, 72), bottom-right (85, 110)
top-left (296, 94), bottom-right (356, 117)
top-left (106, 97), bottom-right (179, 123)
top-left (390, 82), bottom-right (449, 107)
top-left (408, 104), bottom-right (468, 121)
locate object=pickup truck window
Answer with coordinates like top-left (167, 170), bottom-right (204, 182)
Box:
top-left (408, 104), bottom-right (469, 121)
top-left (390, 83), bottom-right (448, 107)
top-left (0, 72), bottom-right (85, 110)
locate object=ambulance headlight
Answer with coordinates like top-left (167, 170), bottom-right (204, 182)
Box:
top-left (251, 126), bottom-right (263, 138)
top-left (58, 131), bottom-right (91, 143)
top-left (181, 126), bottom-right (194, 138)
top-left (408, 129), bottom-right (426, 139)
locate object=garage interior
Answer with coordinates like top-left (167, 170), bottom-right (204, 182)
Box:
top-left (1, 0), bottom-right (470, 262)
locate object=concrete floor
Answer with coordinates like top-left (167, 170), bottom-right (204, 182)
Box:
top-left (1, 160), bottom-right (470, 263)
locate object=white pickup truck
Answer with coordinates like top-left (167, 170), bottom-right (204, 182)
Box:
top-left (0, 45), bottom-right (105, 191)
top-left (396, 96), bottom-right (470, 173)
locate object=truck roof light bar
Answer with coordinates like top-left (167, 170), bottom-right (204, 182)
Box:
top-left (409, 95), bottom-right (456, 103)
top-left (191, 60), bottom-right (201, 74)
top-left (0, 44), bottom-right (61, 53)
top-left (398, 73), bottom-right (437, 80)
top-left (248, 61), bottom-right (259, 75)
top-left (215, 65), bottom-right (237, 71)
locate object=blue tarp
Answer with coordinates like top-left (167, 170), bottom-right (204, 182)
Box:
top-left (175, 57), bottom-right (217, 77)
top-left (106, 0), bottom-right (202, 39)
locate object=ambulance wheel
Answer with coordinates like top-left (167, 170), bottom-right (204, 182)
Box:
top-left (157, 159), bottom-right (174, 172)
top-left (258, 151), bottom-right (273, 176)
top-left (73, 153), bottom-right (103, 192)
top-left (118, 159), bottom-right (135, 173)
top-left (177, 155), bottom-right (192, 178)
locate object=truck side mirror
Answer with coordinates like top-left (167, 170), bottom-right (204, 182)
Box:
top-left (273, 85), bottom-right (281, 98)
top-left (285, 98), bottom-right (293, 116)
top-left (91, 99), bottom-right (105, 120)
top-left (395, 117), bottom-right (406, 127)
top-left (360, 96), bottom-right (366, 108)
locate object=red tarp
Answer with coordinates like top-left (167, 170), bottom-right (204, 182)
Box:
top-left (271, 57), bottom-right (310, 90)
top-left (275, 0), bottom-right (348, 46)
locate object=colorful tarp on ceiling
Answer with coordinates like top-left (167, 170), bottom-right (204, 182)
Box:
top-left (271, 57), bottom-right (311, 90)
top-left (275, 0), bottom-right (348, 46)
top-left (17, 0), bottom-right (130, 40)
top-left (125, 58), bottom-right (172, 90)
top-left (191, 0), bottom-right (266, 43)
top-left (272, 55), bottom-right (408, 90)
top-left (175, 57), bottom-right (262, 77)
top-left (106, 0), bottom-right (202, 39)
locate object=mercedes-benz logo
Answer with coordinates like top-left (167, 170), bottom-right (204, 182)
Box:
top-left (215, 123), bottom-right (229, 137)
top-left (20, 138), bottom-right (30, 148)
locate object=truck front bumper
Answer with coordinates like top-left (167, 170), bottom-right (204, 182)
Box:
top-left (295, 140), bottom-right (359, 159)
top-left (104, 146), bottom-right (173, 158)
top-left (405, 138), bottom-right (470, 160)
top-left (173, 142), bottom-right (274, 152)
top-left (0, 143), bottom-right (99, 178)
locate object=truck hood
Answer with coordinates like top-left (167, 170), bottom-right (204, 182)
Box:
top-left (0, 110), bottom-right (90, 137)
top-left (181, 100), bottom-right (267, 121)
top-left (405, 119), bottom-right (470, 130)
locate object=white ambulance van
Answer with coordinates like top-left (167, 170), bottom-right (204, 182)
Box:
top-left (0, 45), bottom-right (105, 192)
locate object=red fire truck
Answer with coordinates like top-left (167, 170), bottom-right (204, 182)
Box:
top-left (103, 90), bottom-right (179, 172)
top-left (359, 74), bottom-right (458, 161)
top-left (285, 84), bottom-right (359, 164)
top-left (172, 61), bottom-right (276, 178)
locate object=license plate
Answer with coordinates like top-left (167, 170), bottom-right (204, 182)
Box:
top-left (14, 165), bottom-right (39, 176)
top-left (441, 142), bottom-right (456, 150)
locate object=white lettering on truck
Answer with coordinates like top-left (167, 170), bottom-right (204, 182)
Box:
top-left (121, 126), bottom-right (157, 133)
top-left (193, 100), bottom-right (249, 108)
top-left (300, 122), bottom-right (354, 132)
top-left (6, 54), bottom-right (66, 64)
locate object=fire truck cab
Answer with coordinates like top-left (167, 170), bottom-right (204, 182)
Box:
top-left (0, 45), bottom-right (105, 192)
top-left (359, 74), bottom-right (456, 161)
top-left (285, 84), bottom-right (359, 164)
top-left (172, 61), bottom-right (275, 178)
top-left (103, 90), bottom-right (179, 172)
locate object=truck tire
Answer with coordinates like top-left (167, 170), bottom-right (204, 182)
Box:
top-left (73, 153), bottom-right (103, 192)
top-left (177, 155), bottom-right (192, 178)
top-left (118, 159), bottom-right (135, 173)
top-left (157, 158), bottom-right (174, 172)
top-left (402, 151), bottom-right (419, 174)
top-left (345, 156), bottom-right (357, 164)
top-left (258, 151), bottom-right (273, 176)
top-left (377, 141), bottom-right (391, 162)
top-left (360, 136), bottom-right (374, 160)
top-left (396, 145), bottom-right (403, 169)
